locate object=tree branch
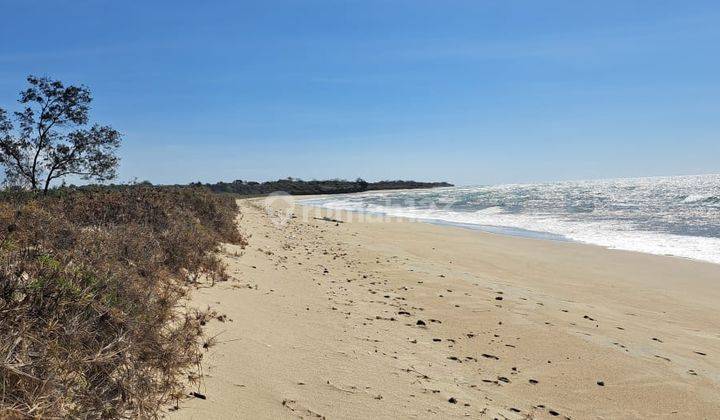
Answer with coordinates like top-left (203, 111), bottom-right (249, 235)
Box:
top-left (30, 97), bottom-right (53, 189)
top-left (2, 145), bottom-right (33, 184)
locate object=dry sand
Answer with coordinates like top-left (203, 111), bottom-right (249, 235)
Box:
top-left (170, 197), bottom-right (720, 419)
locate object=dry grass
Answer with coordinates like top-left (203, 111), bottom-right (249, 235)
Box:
top-left (0, 186), bottom-right (246, 418)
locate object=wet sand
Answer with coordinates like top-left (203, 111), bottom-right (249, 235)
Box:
top-left (171, 197), bottom-right (720, 419)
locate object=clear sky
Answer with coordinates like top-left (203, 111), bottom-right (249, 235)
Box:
top-left (1, 0), bottom-right (719, 186)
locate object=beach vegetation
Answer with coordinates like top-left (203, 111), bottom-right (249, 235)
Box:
top-left (0, 186), bottom-right (246, 417)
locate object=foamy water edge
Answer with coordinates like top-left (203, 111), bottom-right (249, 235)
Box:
top-left (298, 180), bottom-right (720, 266)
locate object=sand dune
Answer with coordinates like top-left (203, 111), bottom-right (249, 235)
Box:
top-left (171, 197), bottom-right (720, 419)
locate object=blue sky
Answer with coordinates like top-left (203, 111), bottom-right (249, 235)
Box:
top-left (1, 0), bottom-right (719, 185)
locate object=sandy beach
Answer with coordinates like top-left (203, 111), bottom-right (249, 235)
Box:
top-left (171, 197), bottom-right (720, 419)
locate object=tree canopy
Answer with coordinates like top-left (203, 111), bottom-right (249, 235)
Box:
top-left (0, 75), bottom-right (121, 193)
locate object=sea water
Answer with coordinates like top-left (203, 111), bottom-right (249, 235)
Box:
top-left (299, 174), bottom-right (720, 264)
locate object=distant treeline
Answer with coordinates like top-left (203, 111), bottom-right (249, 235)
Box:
top-left (193, 178), bottom-right (453, 195)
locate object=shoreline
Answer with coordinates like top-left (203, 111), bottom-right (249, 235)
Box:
top-left (296, 197), bottom-right (720, 266)
top-left (299, 199), bottom-right (572, 243)
top-left (172, 197), bottom-right (720, 419)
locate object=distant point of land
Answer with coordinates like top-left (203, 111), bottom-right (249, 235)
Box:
top-left (196, 178), bottom-right (453, 196)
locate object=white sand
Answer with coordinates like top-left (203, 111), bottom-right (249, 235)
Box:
top-left (171, 198), bottom-right (720, 419)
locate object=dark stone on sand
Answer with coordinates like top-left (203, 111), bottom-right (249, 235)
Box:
top-left (529, 379), bottom-right (539, 384)
top-left (495, 296), bottom-right (503, 300)
top-left (597, 380), bottom-right (605, 386)
top-left (416, 320), bottom-right (426, 326)
top-left (448, 397), bottom-right (457, 404)
top-left (190, 391), bottom-right (206, 400)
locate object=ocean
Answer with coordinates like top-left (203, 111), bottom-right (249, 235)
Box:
top-left (299, 174), bottom-right (720, 264)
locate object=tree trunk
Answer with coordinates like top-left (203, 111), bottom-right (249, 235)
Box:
top-left (42, 173), bottom-right (53, 195)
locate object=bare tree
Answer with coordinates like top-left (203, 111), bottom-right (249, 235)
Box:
top-left (0, 75), bottom-right (121, 193)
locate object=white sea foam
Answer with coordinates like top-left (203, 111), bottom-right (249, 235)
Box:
top-left (683, 194), bottom-right (716, 203)
top-left (299, 174), bottom-right (720, 265)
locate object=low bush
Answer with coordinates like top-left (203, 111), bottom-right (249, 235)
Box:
top-left (0, 186), bottom-right (246, 418)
